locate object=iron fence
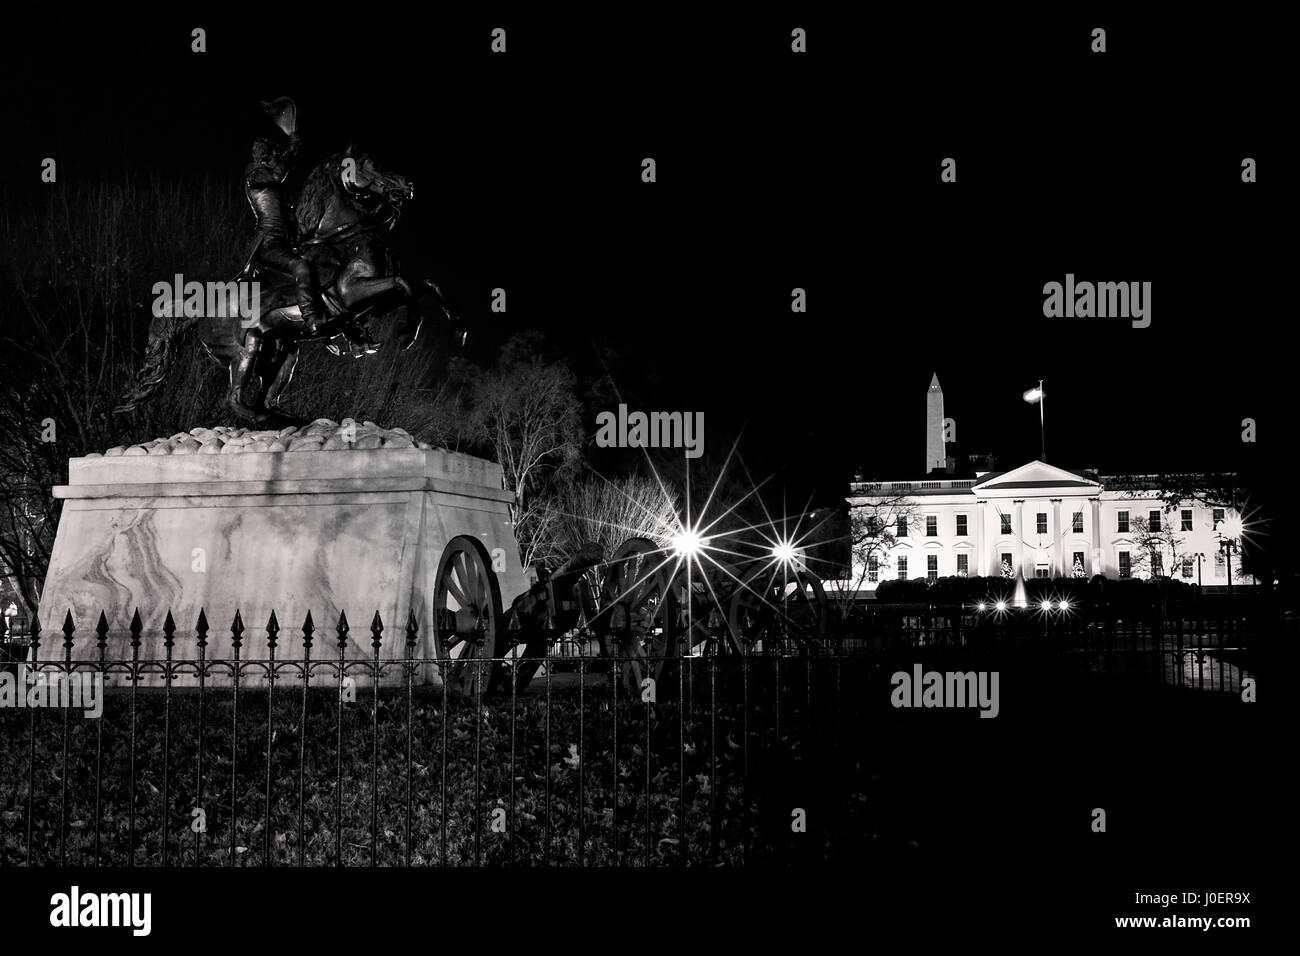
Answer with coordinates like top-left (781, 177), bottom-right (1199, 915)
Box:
top-left (0, 606), bottom-right (1258, 867)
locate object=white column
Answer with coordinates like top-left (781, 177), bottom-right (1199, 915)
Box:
top-left (975, 499), bottom-right (986, 577)
top-left (1051, 498), bottom-right (1063, 577)
top-left (1013, 499), bottom-right (1025, 578)
top-left (1090, 497), bottom-right (1102, 576)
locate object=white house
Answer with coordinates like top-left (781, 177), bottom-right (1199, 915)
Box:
top-left (839, 376), bottom-right (1251, 596)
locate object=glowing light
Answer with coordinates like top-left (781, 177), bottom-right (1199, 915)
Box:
top-left (1219, 515), bottom-right (1244, 541)
top-left (1040, 600), bottom-right (1053, 611)
top-left (976, 602), bottom-right (986, 612)
top-left (672, 528), bottom-right (708, 558)
top-left (995, 600), bottom-right (1007, 612)
top-left (772, 540), bottom-right (797, 564)
top-left (1058, 599), bottom-right (1070, 611)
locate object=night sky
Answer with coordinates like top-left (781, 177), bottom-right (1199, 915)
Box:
top-left (6, 13), bottom-right (1285, 512)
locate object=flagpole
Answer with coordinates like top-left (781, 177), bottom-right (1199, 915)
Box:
top-left (1039, 378), bottom-right (1045, 461)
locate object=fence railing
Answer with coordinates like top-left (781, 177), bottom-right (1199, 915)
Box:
top-left (0, 607), bottom-right (1258, 867)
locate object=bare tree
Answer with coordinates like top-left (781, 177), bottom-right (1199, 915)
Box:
top-left (1125, 512), bottom-right (1189, 580)
top-left (541, 473), bottom-right (677, 568)
top-left (825, 493), bottom-right (922, 621)
top-left (458, 334), bottom-right (584, 568)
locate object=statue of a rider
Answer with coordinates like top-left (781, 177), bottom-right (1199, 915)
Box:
top-left (241, 97), bottom-right (324, 333)
top-left (239, 97), bottom-right (374, 353)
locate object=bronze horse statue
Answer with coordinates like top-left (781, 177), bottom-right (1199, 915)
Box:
top-left (116, 150), bottom-right (463, 427)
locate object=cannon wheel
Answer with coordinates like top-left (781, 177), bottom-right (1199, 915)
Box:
top-left (432, 536), bottom-right (505, 697)
top-left (593, 536), bottom-right (678, 698)
top-left (727, 563), bottom-right (829, 655)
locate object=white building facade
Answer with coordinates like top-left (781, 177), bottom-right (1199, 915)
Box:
top-left (842, 377), bottom-right (1251, 594)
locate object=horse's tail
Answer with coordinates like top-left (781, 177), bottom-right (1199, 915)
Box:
top-left (112, 304), bottom-right (202, 415)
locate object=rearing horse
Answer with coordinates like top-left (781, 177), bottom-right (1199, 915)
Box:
top-left (115, 150), bottom-right (462, 427)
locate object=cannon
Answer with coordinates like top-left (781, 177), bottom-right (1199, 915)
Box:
top-left (499, 533), bottom-right (832, 698)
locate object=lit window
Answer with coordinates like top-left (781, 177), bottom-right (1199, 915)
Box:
top-left (1181, 556), bottom-right (1194, 579)
top-left (957, 553), bottom-right (968, 576)
top-left (898, 556), bottom-right (908, 581)
top-left (1212, 508), bottom-right (1225, 529)
top-left (868, 555), bottom-right (879, 583)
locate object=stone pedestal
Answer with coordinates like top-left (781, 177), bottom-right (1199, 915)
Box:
top-left (38, 447), bottom-right (528, 686)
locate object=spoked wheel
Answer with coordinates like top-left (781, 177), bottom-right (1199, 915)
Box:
top-left (432, 536), bottom-right (505, 697)
top-left (592, 536), bottom-right (676, 698)
top-left (727, 563), bottom-right (829, 655)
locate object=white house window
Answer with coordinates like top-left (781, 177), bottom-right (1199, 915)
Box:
top-left (1181, 556), bottom-right (1194, 579)
top-left (1118, 552), bottom-right (1132, 579)
top-left (1214, 552), bottom-right (1225, 578)
top-left (897, 516), bottom-right (908, 538)
top-left (957, 553), bottom-right (968, 576)
top-left (1034, 565), bottom-right (1049, 578)
top-left (1149, 510), bottom-right (1162, 532)
top-left (1000, 514), bottom-right (1012, 535)
top-left (1212, 508), bottom-right (1225, 528)
top-left (1181, 509), bottom-right (1193, 532)
top-left (1072, 552), bottom-right (1085, 576)
top-left (1000, 552), bottom-right (1013, 577)
top-left (1072, 512), bottom-right (1084, 534)
top-left (1036, 513), bottom-right (1048, 534)
top-left (868, 555), bottom-right (879, 583)
top-left (926, 515), bottom-right (937, 537)
top-left (927, 555), bottom-right (938, 581)
top-left (956, 514), bottom-right (968, 536)
top-left (1152, 554), bottom-right (1163, 577)
top-left (1117, 511), bottom-right (1129, 533)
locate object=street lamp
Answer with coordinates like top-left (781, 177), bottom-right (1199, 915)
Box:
top-left (1217, 516), bottom-right (1243, 598)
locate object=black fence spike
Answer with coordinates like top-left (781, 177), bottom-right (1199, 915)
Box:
top-left (370, 610), bottom-right (384, 650)
top-left (267, 609), bottom-right (280, 649)
top-left (30, 613), bottom-right (40, 639)
top-left (163, 609), bottom-right (176, 649)
top-left (63, 609), bottom-right (76, 636)
top-left (196, 607), bottom-right (210, 647)
top-left (336, 609), bottom-right (350, 648)
top-left (405, 609), bottom-right (419, 648)
top-left (62, 610), bottom-right (76, 654)
top-left (231, 609), bottom-right (245, 650)
top-left (129, 609), bottom-right (143, 649)
top-left (302, 610), bottom-right (315, 648)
